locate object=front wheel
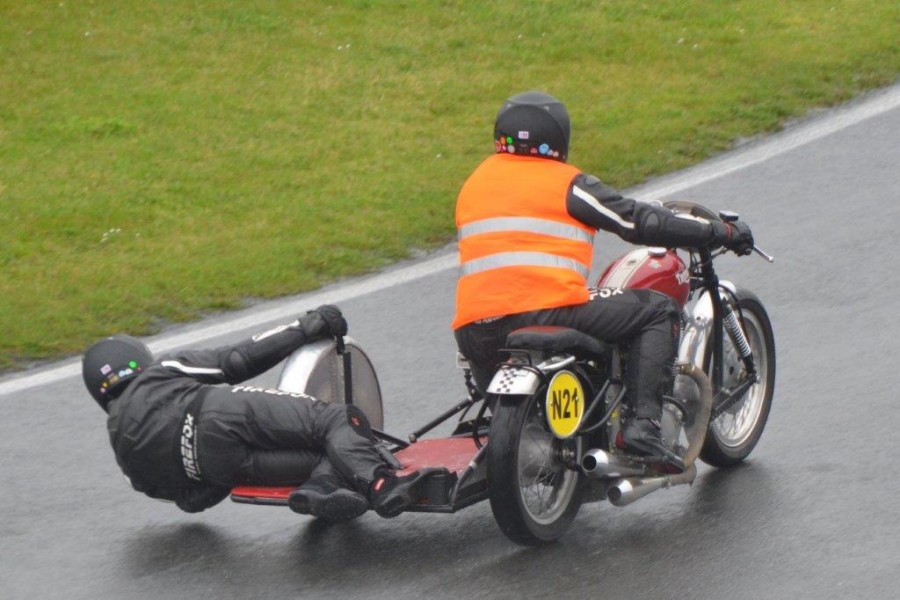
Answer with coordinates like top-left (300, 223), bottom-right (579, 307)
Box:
top-left (487, 394), bottom-right (582, 546)
top-left (700, 287), bottom-right (776, 467)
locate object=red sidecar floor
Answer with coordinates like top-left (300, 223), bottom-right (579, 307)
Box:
top-left (393, 436), bottom-right (483, 476)
top-left (231, 436), bottom-right (484, 503)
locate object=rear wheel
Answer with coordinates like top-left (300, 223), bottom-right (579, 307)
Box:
top-left (487, 394), bottom-right (582, 545)
top-left (700, 288), bottom-right (776, 467)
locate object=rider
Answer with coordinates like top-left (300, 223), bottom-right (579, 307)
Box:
top-left (82, 305), bottom-right (440, 520)
top-left (453, 91), bottom-right (754, 470)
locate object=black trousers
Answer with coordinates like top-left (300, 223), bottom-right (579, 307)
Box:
top-left (195, 387), bottom-right (384, 491)
top-left (455, 288), bottom-right (680, 420)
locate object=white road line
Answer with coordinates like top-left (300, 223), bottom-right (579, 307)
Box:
top-left (0, 252), bottom-right (457, 396)
top-left (3, 84), bottom-right (900, 397)
top-left (636, 84), bottom-right (900, 202)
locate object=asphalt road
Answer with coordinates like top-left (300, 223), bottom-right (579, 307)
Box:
top-left (2, 84), bottom-right (899, 600)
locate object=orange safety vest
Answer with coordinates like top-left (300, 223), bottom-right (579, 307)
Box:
top-left (453, 153), bottom-right (595, 329)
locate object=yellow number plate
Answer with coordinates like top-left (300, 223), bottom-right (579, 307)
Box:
top-left (545, 370), bottom-right (585, 439)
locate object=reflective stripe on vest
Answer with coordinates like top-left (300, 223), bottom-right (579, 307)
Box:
top-left (460, 251), bottom-right (590, 278)
top-left (458, 217), bottom-right (594, 245)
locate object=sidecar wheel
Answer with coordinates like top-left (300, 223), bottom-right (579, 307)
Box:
top-left (700, 288), bottom-right (776, 467)
top-left (487, 394), bottom-right (582, 546)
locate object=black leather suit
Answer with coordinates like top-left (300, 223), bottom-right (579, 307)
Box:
top-left (106, 321), bottom-right (384, 512)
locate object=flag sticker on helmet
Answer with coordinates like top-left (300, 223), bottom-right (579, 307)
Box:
top-left (518, 130), bottom-right (530, 139)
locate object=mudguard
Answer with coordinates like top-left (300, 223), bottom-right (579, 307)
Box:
top-left (486, 364), bottom-right (542, 396)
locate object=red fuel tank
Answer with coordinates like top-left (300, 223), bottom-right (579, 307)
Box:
top-left (596, 247), bottom-right (690, 307)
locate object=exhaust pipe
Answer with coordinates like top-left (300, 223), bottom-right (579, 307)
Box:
top-left (607, 464), bottom-right (697, 507)
top-left (582, 449), bottom-right (646, 478)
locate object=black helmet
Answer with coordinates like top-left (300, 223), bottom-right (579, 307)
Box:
top-left (82, 334), bottom-right (153, 411)
top-left (494, 91), bottom-right (571, 162)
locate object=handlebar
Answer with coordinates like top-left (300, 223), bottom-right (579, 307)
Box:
top-left (752, 245), bottom-right (775, 263)
top-left (662, 200), bottom-right (774, 263)
top-left (710, 243), bottom-right (775, 263)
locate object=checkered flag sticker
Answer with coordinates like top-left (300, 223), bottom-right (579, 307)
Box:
top-left (487, 365), bottom-right (540, 395)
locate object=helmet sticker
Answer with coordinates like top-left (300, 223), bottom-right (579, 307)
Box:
top-left (495, 131), bottom-right (562, 160)
top-left (101, 364), bottom-right (112, 375)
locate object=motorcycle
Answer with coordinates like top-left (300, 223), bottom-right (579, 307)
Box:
top-left (231, 200), bottom-right (776, 546)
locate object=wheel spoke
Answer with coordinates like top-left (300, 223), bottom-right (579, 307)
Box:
top-left (521, 457), bottom-right (555, 513)
top-left (516, 406), bottom-right (576, 520)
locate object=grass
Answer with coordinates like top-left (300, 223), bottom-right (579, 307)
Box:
top-left (1, 0), bottom-right (898, 370)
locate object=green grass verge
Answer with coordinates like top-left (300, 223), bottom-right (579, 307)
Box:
top-left (1, 0), bottom-right (898, 370)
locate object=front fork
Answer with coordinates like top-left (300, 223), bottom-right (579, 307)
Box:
top-left (709, 287), bottom-right (759, 419)
top-left (680, 277), bottom-right (757, 419)
top-left (721, 299), bottom-right (756, 376)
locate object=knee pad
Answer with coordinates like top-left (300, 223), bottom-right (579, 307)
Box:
top-left (345, 404), bottom-right (374, 441)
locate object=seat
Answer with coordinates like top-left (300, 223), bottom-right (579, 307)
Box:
top-left (505, 326), bottom-right (610, 361)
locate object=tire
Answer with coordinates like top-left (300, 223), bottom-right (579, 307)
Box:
top-left (487, 394), bottom-right (582, 545)
top-left (700, 287), bottom-right (776, 467)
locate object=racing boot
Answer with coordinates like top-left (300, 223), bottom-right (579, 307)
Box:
top-left (622, 418), bottom-right (685, 472)
top-left (369, 467), bottom-right (449, 519)
top-left (288, 460), bottom-right (369, 522)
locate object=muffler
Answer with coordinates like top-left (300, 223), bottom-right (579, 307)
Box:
top-left (607, 464), bottom-right (697, 507)
top-left (582, 449), bottom-right (646, 478)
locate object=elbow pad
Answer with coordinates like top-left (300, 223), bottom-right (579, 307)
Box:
top-left (634, 203), bottom-right (714, 248)
top-left (223, 348), bottom-right (254, 383)
top-left (222, 324), bottom-right (308, 383)
top-left (176, 486), bottom-right (231, 513)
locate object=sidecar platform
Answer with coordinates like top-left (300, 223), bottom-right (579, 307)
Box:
top-left (230, 436), bottom-right (488, 514)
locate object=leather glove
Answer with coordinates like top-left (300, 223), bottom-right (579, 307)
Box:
top-left (297, 304), bottom-right (348, 340)
top-left (711, 220), bottom-right (754, 256)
